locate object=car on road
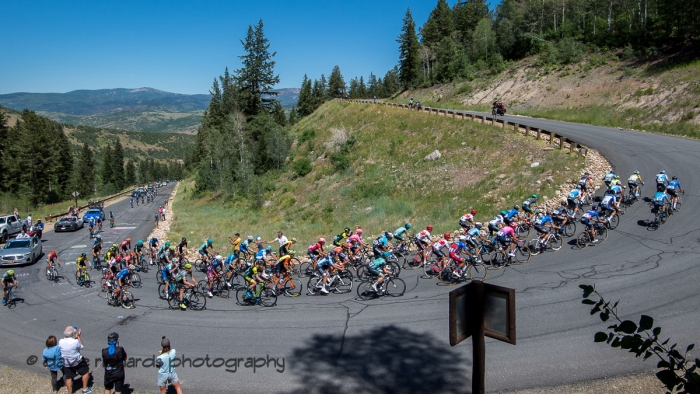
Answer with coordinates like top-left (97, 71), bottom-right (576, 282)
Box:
top-left (0, 237), bottom-right (42, 266)
top-left (54, 216), bottom-right (84, 232)
top-left (83, 207), bottom-right (105, 223)
top-left (0, 214), bottom-right (29, 243)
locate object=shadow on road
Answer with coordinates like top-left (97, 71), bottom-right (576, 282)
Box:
top-left (285, 324), bottom-right (467, 394)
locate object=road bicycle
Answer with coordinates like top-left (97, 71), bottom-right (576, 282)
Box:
top-left (3, 286), bottom-right (18, 308)
top-left (46, 263), bottom-right (59, 282)
top-left (356, 272), bottom-right (406, 300)
top-left (438, 257), bottom-right (488, 285)
top-left (269, 271), bottom-right (303, 297)
top-left (136, 253), bottom-right (148, 273)
top-left (75, 269), bottom-right (91, 288)
top-left (576, 223), bottom-right (609, 248)
top-left (235, 280), bottom-right (277, 307)
top-left (528, 230), bottom-right (563, 255)
top-left (168, 286), bottom-right (207, 310)
top-left (489, 240), bottom-right (531, 269)
top-left (107, 285), bottom-right (134, 309)
top-left (197, 277), bottom-right (230, 299)
top-left (307, 269), bottom-right (353, 295)
top-left (109, 217), bottom-right (115, 228)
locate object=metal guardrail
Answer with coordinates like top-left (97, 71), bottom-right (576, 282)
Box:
top-left (340, 99), bottom-right (589, 157)
top-left (44, 187), bottom-right (137, 223)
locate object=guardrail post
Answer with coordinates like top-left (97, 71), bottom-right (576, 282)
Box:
top-left (570, 142), bottom-right (577, 154)
top-left (558, 136), bottom-right (564, 150)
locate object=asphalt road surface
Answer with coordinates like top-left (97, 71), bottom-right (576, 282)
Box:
top-left (2, 113), bottom-right (699, 394)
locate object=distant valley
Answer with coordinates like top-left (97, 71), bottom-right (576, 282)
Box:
top-left (0, 87), bottom-right (299, 133)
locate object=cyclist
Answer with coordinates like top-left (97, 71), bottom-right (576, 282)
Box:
top-left (109, 211), bottom-right (115, 226)
top-left (278, 237), bottom-right (296, 257)
top-left (239, 236), bottom-right (253, 265)
top-left (76, 253), bottom-right (89, 284)
top-left (266, 231), bottom-right (288, 256)
top-left (496, 222), bottom-right (520, 257)
top-left (504, 205), bottom-right (520, 225)
top-left (567, 186), bottom-right (583, 216)
top-left (459, 210), bottom-right (477, 230)
top-left (603, 170), bottom-right (616, 187)
top-left (666, 176), bottom-right (684, 210)
top-left (96, 216), bottom-right (103, 232)
top-left (449, 236), bottom-right (472, 277)
top-left (580, 205), bottom-right (605, 243)
top-left (158, 241), bottom-right (172, 266)
top-left (488, 211), bottom-right (507, 236)
top-left (522, 195), bottom-right (539, 221)
top-left (87, 218), bottom-right (95, 237)
top-left (198, 239), bottom-right (215, 261)
top-left (392, 223), bottom-right (411, 250)
top-left (176, 237), bottom-right (188, 258)
top-left (92, 236), bottom-right (103, 267)
top-left (372, 231), bottom-right (393, 258)
top-left (653, 189), bottom-right (670, 216)
top-left (119, 239), bottom-right (131, 254)
top-left (47, 250), bottom-right (61, 270)
top-left (134, 240), bottom-right (145, 263)
top-left (332, 228), bottom-right (351, 247)
top-left (130, 197), bottom-right (134, 208)
top-left (273, 251), bottom-right (296, 285)
top-left (313, 252), bottom-right (335, 294)
top-left (254, 246), bottom-right (275, 267)
top-left (609, 183), bottom-right (625, 202)
top-left (175, 263), bottom-right (197, 310)
top-left (628, 170), bottom-right (644, 198)
top-left (223, 254), bottom-right (237, 285)
top-left (429, 233), bottom-right (451, 272)
top-left (655, 170), bottom-right (669, 192)
top-left (369, 251), bottom-right (393, 292)
top-left (149, 236), bottom-right (159, 253)
top-left (578, 172), bottom-right (592, 198)
top-left (114, 264), bottom-right (136, 295)
top-left (466, 223), bottom-right (489, 254)
top-left (552, 201), bottom-right (570, 230)
top-left (161, 258), bottom-right (180, 298)
top-left (533, 211), bottom-right (554, 246)
top-left (600, 193), bottom-right (619, 222)
top-left (414, 225), bottom-right (433, 254)
top-left (1, 270), bottom-right (18, 305)
top-left (307, 238), bottom-right (326, 263)
top-left (204, 255), bottom-right (225, 298)
top-left (243, 260), bottom-right (266, 298)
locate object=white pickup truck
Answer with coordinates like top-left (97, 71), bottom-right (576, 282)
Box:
top-left (0, 214), bottom-right (28, 243)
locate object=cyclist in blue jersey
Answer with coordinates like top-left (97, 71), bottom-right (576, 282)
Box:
top-left (369, 252), bottom-right (393, 292)
top-left (199, 239), bottom-right (216, 259)
top-left (653, 190), bottom-right (670, 216)
top-left (567, 186), bottom-right (582, 216)
top-left (666, 176), bottom-right (684, 210)
top-left (580, 206), bottom-right (605, 243)
top-left (533, 212), bottom-right (555, 245)
top-left (161, 258), bottom-right (180, 298)
top-left (372, 231), bottom-right (392, 258)
top-left (603, 170), bottom-right (616, 187)
top-left (655, 170), bottom-right (669, 191)
top-left (392, 224), bottom-right (411, 250)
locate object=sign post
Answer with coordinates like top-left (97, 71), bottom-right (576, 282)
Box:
top-left (71, 191), bottom-right (79, 210)
top-left (449, 281), bottom-right (516, 394)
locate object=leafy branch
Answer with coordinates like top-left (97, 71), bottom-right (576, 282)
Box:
top-left (580, 284), bottom-right (700, 393)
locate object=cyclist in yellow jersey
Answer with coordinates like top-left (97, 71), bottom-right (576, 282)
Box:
top-left (76, 253), bottom-right (89, 280)
top-left (244, 260), bottom-right (266, 297)
top-left (628, 170), bottom-right (644, 198)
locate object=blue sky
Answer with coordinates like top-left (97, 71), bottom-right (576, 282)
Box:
top-left (0, 0), bottom-right (489, 95)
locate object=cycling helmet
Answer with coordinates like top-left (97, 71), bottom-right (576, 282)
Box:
top-left (318, 238), bottom-right (326, 244)
top-left (291, 238), bottom-right (297, 243)
top-left (509, 222), bottom-right (517, 229)
top-left (137, 240), bottom-right (143, 245)
top-left (169, 246), bottom-right (175, 251)
top-left (611, 170), bottom-right (615, 174)
top-left (125, 256), bottom-right (131, 262)
top-left (500, 210), bottom-right (507, 216)
top-left (113, 243), bottom-right (118, 248)
top-left (181, 237), bottom-right (186, 243)
top-left (634, 170), bottom-right (640, 174)
top-left (247, 236), bottom-right (253, 241)
top-left (356, 229), bottom-right (363, 235)
top-left (471, 209), bottom-right (477, 215)
top-left (81, 253), bottom-right (87, 258)
top-left (165, 241), bottom-right (171, 247)
top-left (255, 259), bottom-right (264, 265)
top-left (546, 211), bottom-right (552, 216)
top-left (513, 205), bottom-right (520, 210)
top-left (207, 238), bottom-right (213, 245)
top-left (108, 332), bottom-right (119, 342)
top-left (385, 232), bottom-right (393, 240)
top-left (660, 170), bottom-right (666, 174)
top-left (426, 225), bottom-right (433, 231)
top-left (560, 201), bottom-right (567, 206)
top-left (184, 264), bottom-right (192, 269)
top-left (266, 246), bottom-right (272, 252)
top-left (443, 233), bottom-right (451, 240)
top-left (344, 228), bottom-right (350, 234)
top-left (475, 222), bottom-right (483, 229)
top-left (215, 254), bottom-right (223, 260)
top-left (532, 194), bottom-right (538, 199)
top-left (577, 184), bottom-right (582, 190)
top-left (255, 237), bottom-right (261, 242)
top-left (37, 218), bottom-right (41, 222)
top-left (172, 258), bottom-right (179, 263)
top-left (459, 235), bottom-right (467, 242)
top-left (96, 234), bottom-right (102, 239)
top-left (6, 270), bottom-right (14, 276)
top-left (672, 176), bottom-right (678, 180)
top-left (288, 250), bottom-right (296, 256)
top-left (405, 223), bottom-right (411, 229)
top-left (116, 256), bottom-right (122, 262)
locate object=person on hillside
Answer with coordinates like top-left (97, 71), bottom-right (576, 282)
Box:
top-left (154, 211), bottom-right (159, 227)
top-left (42, 335), bottom-right (64, 394)
top-left (13, 208), bottom-right (19, 218)
top-left (58, 326), bottom-right (94, 394)
top-left (102, 332), bottom-right (127, 394)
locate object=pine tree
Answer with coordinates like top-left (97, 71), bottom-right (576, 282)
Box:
top-left (327, 66), bottom-right (346, 98)
top-left (397, 8), bottom-right (422, 89)
top-left (125, 159), bottom-right (137, 186)
top-left (74, 142), bottom-right (96, 197)
top-left (271, 101), bottom-right (287, 127)
top-left (288, 105), bottom-right (298, 125)
top-left (297, 75), bottom-right (315, 117)
top-left (312, 79), bottom-right (325, 107)
top-left (235, 20), bottom-right (280, 118)
top-left (112, 139), bottom-right (125, 189)
top-left (420, 0), bottom-right (455, 47)
top-left (453, 0), bottom-right (490, 46)
top-left (0, 107), bottom-right (9, 189)
top-left (101, 145), bottom-right (114, 188)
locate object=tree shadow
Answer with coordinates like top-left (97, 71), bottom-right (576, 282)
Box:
top-left (285, 325), bottom-right (467, 394)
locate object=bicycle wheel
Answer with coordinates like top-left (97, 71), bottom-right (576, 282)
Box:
top-left (156, 270), bottom-right (165, 284)
top-left (355, 265), bottom-right (370, 282)
top-left (215, 279), bottom-right (230, 298)
top-left (439, 266), bottom-right (459, 286)
top-left (597, 226), bottom-right (609, 242)
top-left (158, 283), bottom-right (168, 299)
top-left (514, 244), bottom-right (531, 264)
top-left (46, 266), bottom-right (52, 281)
top-left (228, 272), bottom-right (242, 289)
top-left (675, 197), bottom-right (682, 212)
top-left (563, 222), bottom-right (576, 237)
top-left (121, 291), bottom-right (135, 309)
top-left (467, 263), bottom-right (488, 282)
top-left (403, 251), bottom-right (423, 269)
top-left (387, 261), bottom-right (401, 277)
top-left (423, 257), bottom-right (441, 277)
top-left (299, 262), bottom-right (315, 277)
top-left (516, 223), bottom-right (530, 238)
top-left (384, 278), bottom-right (406, 297)
top-left (607, 215), bottom-right (619, 230)
top-left (189, 291), bottom-right (206, 310)
top-left (306, 276), bottom-right (322, 295)
top-left (280, 277), bottom-right (302, 297)
top-left (197, 280), bottom-right (210, 295)
top-left (259, 288), bottom-right (277, 307)
top-left (289, 258), bottom-right (302, 276)
top-left (576, 232), bottom-right (590, 249)
top-left (83, 272), bottom-right (91, 287)
top-left (194, 259), bottom-right (207, 272)
top-left (549, 234), bottom-right (563, 251)
top-left (356, 281), bottom-right (377, 300)
top-left (331, 271), bottom-right (353, 293)
top-left (130, 273), bottom-right (141, 288)
top-left (236, 288), bottom-right (252, 306)
top-left (478, 246), bottom-right (492, 265)
top-left (528, 239), bottom-right (542, 256)
top-left (489, 250), bottom-right (506, 270)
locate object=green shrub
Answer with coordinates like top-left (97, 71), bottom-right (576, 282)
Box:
top-left (292, 158), bottom-right (312, 177)
top-left (557, 37), bottom-right (583, 64)
top-left (621, 44), bottom-right (635, 61)
top-left (455, 82), bottom-right (473, 96)
top-left (298, 129), bottom-right (316, 145)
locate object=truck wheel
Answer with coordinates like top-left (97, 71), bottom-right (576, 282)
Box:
top-left (0, 232), bottom-right (6, 243)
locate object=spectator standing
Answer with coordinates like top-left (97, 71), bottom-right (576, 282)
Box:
top-left (156, 336), bottom-right (183, 394)
top-left (154, 212), bottom-right (160, 227)
top-left (42, 335), bottom-right (64, 394)
top-left (161, 206), bottom-right (166, 221)
top-left (102, 332), bottom-right (127, 394)
top-left (58, 326), bottom-right (95, 393)
top-left (13, 208), bottom-right (19, 218)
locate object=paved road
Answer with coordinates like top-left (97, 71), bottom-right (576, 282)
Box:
top-left (2, 112), bottom-right (699, 394)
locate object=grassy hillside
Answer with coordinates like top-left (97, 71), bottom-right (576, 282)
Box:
top-left (41, 110), bottom-right (203, 133)
top-left (170, 101), bottom-right (583, 248)
top-left (393, 52), bottom-right (700, 139)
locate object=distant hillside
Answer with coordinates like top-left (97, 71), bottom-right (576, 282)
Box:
top-left (0, 87), bottom-right (299, 133)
